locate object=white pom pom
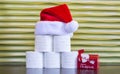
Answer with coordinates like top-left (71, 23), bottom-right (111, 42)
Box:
top-left (65, 20), bottom-right (79, 33)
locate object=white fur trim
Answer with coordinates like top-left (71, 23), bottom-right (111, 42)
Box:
top-left (64, 20), bottom-right (79, 33)
top-left (35, 21), bottom-right (73, 36)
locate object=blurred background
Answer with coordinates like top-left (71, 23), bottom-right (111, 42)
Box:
top-left (0, 0), bottom-right (120, 66)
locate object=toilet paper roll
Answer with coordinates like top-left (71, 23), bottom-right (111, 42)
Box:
top-left (26, 51), bottom-right (43, 68)
top-left (44, 52), bottom-right (60, 68)
top-left (61, 69), bottom-right (77, 74)
top-left (61, 52), bottom-right (78, 68)
top-left (53, 35), bottom-right (71, 52)
top-left (44, 69), bottom-right (60, 74)
top-left (35, 35), bottom-right (52, 52)
top-left (27, 68), bottom-right (43, 74)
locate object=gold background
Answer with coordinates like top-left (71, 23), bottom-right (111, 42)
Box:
top-left (0, 1), bottom-right (120, 65)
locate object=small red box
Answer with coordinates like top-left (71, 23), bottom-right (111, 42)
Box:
top-left (77, 50), bottom-right (99, 70)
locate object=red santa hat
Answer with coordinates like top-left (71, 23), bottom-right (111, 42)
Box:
top-left (35, 4), bottom-right (78, 35)
top-left (40, 4), bottom-right (72, 23)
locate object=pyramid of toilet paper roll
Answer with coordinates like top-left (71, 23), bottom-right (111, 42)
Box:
top-left (26, 35), bottom-right (78, 68)
top-left (26, 4), bottom-right (80, 69)
top-left (26, 4), bottom-right (99, 69)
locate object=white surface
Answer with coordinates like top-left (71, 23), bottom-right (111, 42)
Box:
top-left (44, 69), bottom-right (60, 74)
top-left (27, 68), bottom-right (43, 74)
top-left (26, 51), bottom-right (43, 68)
top-left (61, 51), bottom-right (78, 68)
top-left (44, 52), bottom-right (60, 68)
top-left (35, 35), bottom-right (52, 52)
top-left (61, 69), bottom-right (77, 74)
top-left (53, 35), bottom-right (71, 52)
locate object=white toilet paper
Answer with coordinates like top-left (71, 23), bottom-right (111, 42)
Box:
top-left (61, 51), bottom-right (78, 68)
top-left (53, 35), bottom-right (71, 52)
top-left (61, 69), bottom-right (77, 74)
top-left (44, 69), bottom-right (60, 74)
top-left (26, 51), bottom-right (43, 68)
top-left (27, 68), bottom-right (43, 74)
top-left (44, 52), bottom-right (60, 68)
top-left (35, 35), bottom-right (52, 52)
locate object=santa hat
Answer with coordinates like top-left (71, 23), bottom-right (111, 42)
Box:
top-left (35, 4), bottom-right (79, 35)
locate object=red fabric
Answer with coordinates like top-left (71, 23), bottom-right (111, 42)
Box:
top-left (77, 50), bottom-right (99, 70)
top-left (40, 4), bottom-right (72, 23)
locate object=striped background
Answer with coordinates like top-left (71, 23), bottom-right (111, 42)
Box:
top-left (0, 1), bottom-right (120, 65)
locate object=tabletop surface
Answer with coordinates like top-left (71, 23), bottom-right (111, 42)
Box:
top-left (0, 66), bottom-right (120, 74)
